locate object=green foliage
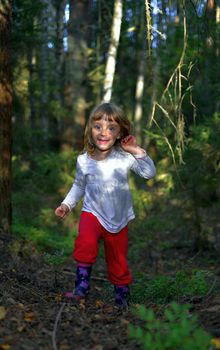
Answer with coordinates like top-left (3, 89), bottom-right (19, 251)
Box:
top-left (129, 302), bottom-right (213, 350)
top-left (178, 113), bottom-right (220, 205)
top-left (131, 270), bottom-right (210, 304)
top-left (12, 221), bottom-right (76, 257)
top-left (12, 0), bottom-right (44, 52)
top-left (12, 149), bottom-right (79, 260)
top-left (43, 250), bottom-right (67, 265)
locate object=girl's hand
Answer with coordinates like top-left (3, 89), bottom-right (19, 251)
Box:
top-left (55, 204), bottom-right (70, 219)
top-left (121, 135), bottom-right (146, 155)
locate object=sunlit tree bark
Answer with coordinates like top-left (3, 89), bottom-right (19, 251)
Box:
top-left (134, 50), bottom-right (145, 145)
top-left (216, 3), bottom-right (220, 57)
top-left (215, 2), bottom-right (220, 112)
top-left (103, 0), bottom-right (123, 102)
top-left (0, 0), bottom-right (12, 233)
top-left (27, 47), bottom-right (37, 144)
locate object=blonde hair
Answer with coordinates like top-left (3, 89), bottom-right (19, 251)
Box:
top-left (84, 102), bottom-right (131, 155)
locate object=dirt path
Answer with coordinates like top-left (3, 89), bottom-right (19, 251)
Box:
top-left (1, 230), bottom-right (220, 350)
top-left (0, 231), bottom-right (141, 350)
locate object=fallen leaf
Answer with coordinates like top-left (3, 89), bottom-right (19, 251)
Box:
top-left (0, 344), bottom-right (10, 350)
top-left (94, 286), bottom-right (102, 291)
top-left (103, 305), bottom-right (114, 313)
top-left (91, 345), bottom-right (103, 350)
top-left (121, 318), bottom-right (129, 325)
top-left (17, 325), bottom-right (26, 332)
top-left (94, 314), bottom-right (102, 320)
top-left (212, 338), bottom-right (220, 349)
top-left (204, 305), bottom-right (220, 312)
top-left (59, 341), bottom-right (71, 350)
top-left (18, 303), bottom-right (25, 309)
top-left (55, 294), bottom-right (63, 302)
top-left (95, 300), bottom-right (104, 308)
top-left (0, 306), bottom-right (7, 320)
top-left (24, 312), bottom-right (35, 322)
top-left (79, 299), bottom-right (86, 310)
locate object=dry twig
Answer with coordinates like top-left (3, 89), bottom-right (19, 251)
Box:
top-left (52, 302), bottom-right (66, 350)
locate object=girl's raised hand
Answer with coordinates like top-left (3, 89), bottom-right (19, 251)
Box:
top-left (55, 204), bottom-right (69, 219)
top-left (121, 135), bottom-right (145, 155)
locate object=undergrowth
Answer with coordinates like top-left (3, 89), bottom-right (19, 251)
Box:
top-left (129, 302), bottom-right (213, 350)
top-left (130, 270), bottom-right (211, 304)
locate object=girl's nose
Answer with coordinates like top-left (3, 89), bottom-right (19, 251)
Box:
top-left (100, 127), bottom-right (108, 136)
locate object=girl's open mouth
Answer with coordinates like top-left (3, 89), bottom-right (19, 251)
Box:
top-left (97, 139), bottom-right (109, 143)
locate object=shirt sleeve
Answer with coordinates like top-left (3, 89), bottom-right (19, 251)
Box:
top-left (130, 152), bottom-right (156, 179)
top-left (61, 159), bottom-right (86, 211)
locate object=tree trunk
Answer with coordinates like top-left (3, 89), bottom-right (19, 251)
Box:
top-left (215, 3), bottom-right (220, 112)
top-left (0, 0), bottom-right (12, 233)
top-left (63, 0), bottom-right (92, 149)
top-left (40, 0), bottom-right (50, 140)
top-left (216, 3), bottom-right (220, 56)
top-left (134, 51), bottom-right (145, 145)
top-left (103, 0), bottom-right (123, 102)
top-left (54, 0), bottom-right (65, 122)
top-left (46, 0), bottom-right (66, 148)
top-left (134, 2), bottom-right (146, 145)
top-left (27, 48), bottom-right (36, 147)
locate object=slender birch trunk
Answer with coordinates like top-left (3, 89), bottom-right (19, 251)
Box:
top-left (215, 3), bottom-right (220, 112)
top-left (27, 48), bottom-right (36, 141)
top-left (216, 4), bottom-right (220, 56)
top-left (134, 47), bottom-right (145, 145)
top-left (0, 0), bottom-right (12, 233)
top-left (103, 0), bottom-right (123, 102)
top-left (134, 1), bottom-right (146, 145)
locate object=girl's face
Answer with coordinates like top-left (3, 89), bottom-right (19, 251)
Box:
top-left (91, 115), bottom-right (121, 154)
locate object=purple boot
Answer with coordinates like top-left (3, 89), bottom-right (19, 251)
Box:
top-left (114, 285), bottom-right (130, 308)
top-left (65, 265), bottom-right (92, 300)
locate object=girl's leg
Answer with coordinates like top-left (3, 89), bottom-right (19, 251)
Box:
top-left (103, 225), bottom-right (132, 285)
top-left (67, 212), bottom-right (103, 298)
top-left (103, 226), bottom-right (132, 306)
top-left (73, 211), bottom-right (103, 264)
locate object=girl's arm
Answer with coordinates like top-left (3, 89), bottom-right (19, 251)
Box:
top-left (121, 135), bottom-right (156, 179)
top-left (55, 159), bottom-right (86, 218)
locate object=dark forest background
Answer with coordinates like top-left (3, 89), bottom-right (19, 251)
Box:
top-left (0, 1), bottom-right (220, 348)
top-left (3, 0), bottom-right (218, 251)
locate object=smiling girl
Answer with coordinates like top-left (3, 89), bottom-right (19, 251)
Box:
top-left (55, 102), bottom-right (156, 308)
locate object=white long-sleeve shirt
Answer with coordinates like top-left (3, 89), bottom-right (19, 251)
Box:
top-left (62, 147), bottom-right (156, 233)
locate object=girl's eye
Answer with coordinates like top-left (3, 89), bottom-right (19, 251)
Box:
top-left (109, 126), bottom-right (116, 132)
top-left (94, 124), bottom-right (101, 130)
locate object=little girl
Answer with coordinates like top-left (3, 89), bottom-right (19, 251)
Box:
top-left (55, 102), bottom-right (156, 307)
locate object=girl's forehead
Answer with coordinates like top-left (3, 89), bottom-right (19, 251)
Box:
top-left (93, 114), bottom-right (119, 124)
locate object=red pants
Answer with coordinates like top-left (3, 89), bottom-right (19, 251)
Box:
top-left (73, 211), bottom-right (132, 285)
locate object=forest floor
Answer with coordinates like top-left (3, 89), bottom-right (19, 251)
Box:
top-left (1, 226), bottom-right (220, 350)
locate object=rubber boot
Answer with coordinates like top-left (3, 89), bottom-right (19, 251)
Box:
top-left (65, 265), bottom-right (92, 300)
top-left (74, 265), bottom-right (92, 298)
top-left (114, 285), bottom-right (129, 308)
